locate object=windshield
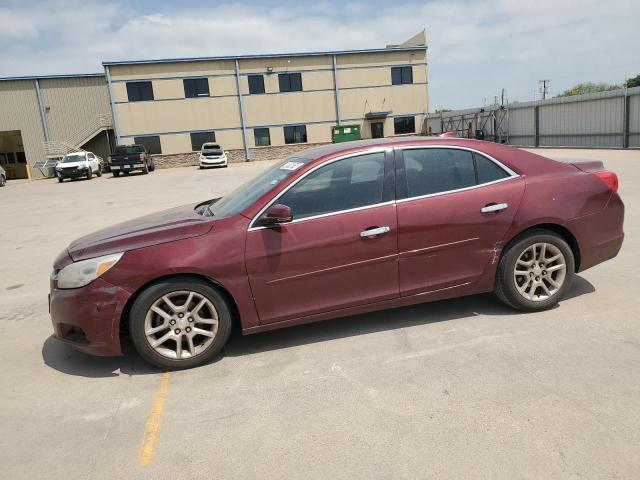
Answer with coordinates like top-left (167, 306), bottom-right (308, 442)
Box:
top-left (62, 154), bottom-right (85, 163)
top-left (206, 157), bottom-right (311, 218)
top-left (114, 145), bottom-right (144, 154)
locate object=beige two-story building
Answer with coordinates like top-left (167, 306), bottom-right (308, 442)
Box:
top-left (104, 33), bottom-right (428, 160)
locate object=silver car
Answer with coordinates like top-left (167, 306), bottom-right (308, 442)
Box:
top-left (0, 165), bottom-right (6, 187)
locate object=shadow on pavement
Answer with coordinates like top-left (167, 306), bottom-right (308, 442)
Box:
top-left (42, 275), bottom-right (595, 377)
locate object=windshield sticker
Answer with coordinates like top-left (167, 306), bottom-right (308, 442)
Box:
top-left (280, 161), bottom-right (305, 171)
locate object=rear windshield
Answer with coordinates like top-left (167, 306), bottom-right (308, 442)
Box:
top-left (114, 145), bottom-right (145, 154)
top-left (202, 144), bottom-right (221, 151)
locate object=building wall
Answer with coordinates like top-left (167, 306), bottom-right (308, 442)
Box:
top-left (39, 76), bottom-right (112, 145)
top-left (108, 48), bottom-right (428, 156)
top-left (0, 75), bottom-right (112, 179)
top-left (0, 80), bottom-right (46, 176)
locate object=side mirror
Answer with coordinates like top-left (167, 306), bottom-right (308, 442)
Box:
top-left (258, 204), bottom-right (293, 227)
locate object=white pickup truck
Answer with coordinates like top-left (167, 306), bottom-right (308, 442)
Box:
top-left (55, 151), bottom-right (103, 183)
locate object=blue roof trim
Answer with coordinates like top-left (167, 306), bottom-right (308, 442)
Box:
top-left (102, 46), bottom-right (427, 66)
top-left (0, 72), bottom-right (105, 82)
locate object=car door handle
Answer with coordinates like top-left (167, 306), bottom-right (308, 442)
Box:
top-left (360, 226), bottom-right (391, 238)
top-left (481, 203), bottom-right (508, 213)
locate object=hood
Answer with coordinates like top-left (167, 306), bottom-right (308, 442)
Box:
top-left (58, 160), bottom-right (88, 168)
top-left (68, 202), bottom-right (214, 261)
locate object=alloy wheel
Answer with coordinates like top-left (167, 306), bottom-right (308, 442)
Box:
top-left (513, 243), bottom-right (567, 302)
top-left (144, 290), bottom-right (219, 359)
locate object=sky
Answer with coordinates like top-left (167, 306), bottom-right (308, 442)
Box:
top-left (1, 0), bottom-right (639, 110)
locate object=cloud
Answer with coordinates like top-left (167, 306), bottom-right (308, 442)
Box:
top-left (1, 0), bottom-right (639, 109)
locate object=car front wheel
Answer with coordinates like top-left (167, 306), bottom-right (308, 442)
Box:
top-left (129, 278), bottom-right (233, 370)
top-left (495, 230), bottom-right (574, 311)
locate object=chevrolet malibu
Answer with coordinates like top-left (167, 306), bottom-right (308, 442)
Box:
top-left (50, 138), bottom-right (624, 369)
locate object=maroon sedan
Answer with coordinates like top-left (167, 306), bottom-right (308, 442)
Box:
top-left (50, 138), bottom-right (624, 369)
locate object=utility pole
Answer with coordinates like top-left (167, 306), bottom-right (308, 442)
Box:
top-left (501, 88), bottom-right (505, 106)
top-left (539, 80), bottom-right (550, 100)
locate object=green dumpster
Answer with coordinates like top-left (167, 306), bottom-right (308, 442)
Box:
top-left (332, 124), bottom-right (361, 143)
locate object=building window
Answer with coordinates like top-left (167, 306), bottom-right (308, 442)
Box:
top-left (391, 66), bottom-right (413, 85)
top-left (134, 136), bottom-right (162, 154)
top-left (284, 125), bottom-right (307, 144)
top-left (190, 131), bottom-right (216, 151)
top-left (126, 81), bottom-right (154, 102)
top-left (254, 128), bottom-right (271, 146)
top-left (248, 75), bottom-right (265, 94)
top-left (183, 78), bottom-right (210, 98)
top-left (394, 116), bottom-right (415, 135)
top-left (278, 73), bottom-right (303, 92)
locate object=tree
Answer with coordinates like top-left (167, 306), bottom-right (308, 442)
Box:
top-left (625, 74), bottom-right (640, 88)
top-left (555, 82), bottom-right (621, 98)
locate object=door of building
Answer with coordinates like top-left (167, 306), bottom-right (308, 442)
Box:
top-left (371, 122), bottom-right (384, 139)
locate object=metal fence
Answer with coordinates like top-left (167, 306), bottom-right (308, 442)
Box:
top-left (424, 86), bottom-right (640, 148)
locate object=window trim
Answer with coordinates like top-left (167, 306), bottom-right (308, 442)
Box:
top-left (278, 72), bottom-right (303, 93)
top-left (183, 77), bottom-right (210, 98)
top-left (253, 127), bottom-right (271, 147)
top-left (248, 148), bottom-right (394, 231)
top-left (248, 74), bottom-right (266, 95)
top-left (395, 146), bottom-right (519, 204)
top-left (126, 81), bottom-right (154, 102)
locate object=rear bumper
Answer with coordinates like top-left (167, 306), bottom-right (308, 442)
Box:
top-left (50, 277), bottom-right (130, 356)
top-left (110, 163), bottom-right (145, 171)
top-left (568, 192), bottom-right (625, 272)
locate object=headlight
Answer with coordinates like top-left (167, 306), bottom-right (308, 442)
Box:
top-left (78, 164), bottom-right (88, 169)
top-left (54, 252), bottom-right (124, 289)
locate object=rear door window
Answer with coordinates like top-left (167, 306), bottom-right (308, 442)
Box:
top-left (403, 148), bottom-right (476, 198)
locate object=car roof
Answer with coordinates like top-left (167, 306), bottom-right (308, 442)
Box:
top-left (294, 136), bottom-right (475, 159)
top-left (293, 136), bottom-right (567, 177)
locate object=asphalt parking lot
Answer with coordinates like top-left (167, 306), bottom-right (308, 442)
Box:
top-left (1, 148), bottom-right (639, 479)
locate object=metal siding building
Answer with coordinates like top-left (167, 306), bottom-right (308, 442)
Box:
top-left (104, 43), bottom-right (429, 158)
top-left (0, 74), bottom-right (113, 179)
top-left (426, 86), bottom-right (640, 149)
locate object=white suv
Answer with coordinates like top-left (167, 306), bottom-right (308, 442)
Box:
top-left (199, 143), bottom-right (228, 168)
top-left (56, 151), bottom-right (103, 182)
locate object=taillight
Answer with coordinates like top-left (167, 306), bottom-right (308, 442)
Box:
top-left (140, 153), bottom-right (144, 161)
top-left (594, 171), bottom-right (618, 193)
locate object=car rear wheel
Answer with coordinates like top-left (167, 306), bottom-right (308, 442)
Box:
top-left (58, 176), bottom-right (64, 183)
top-left (129, 278), bottom-right (233, 370)
top-left (113, 171), bottom-right (120, 177)
top-left (495, 230), bottom-right (574, 311)
top-left (0, 174), bottom-right (6, 187)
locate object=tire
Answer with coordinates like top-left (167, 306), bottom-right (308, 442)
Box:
top-left (148, 160), bottom-right (155, 172)
top-left (129, 278), bottom-right (233, 370)
top-left (495, 230), bottom-right (575, 311)
top-left (86, 168), bottom-right (93, 180)
top-left (0, 174), bottom-right (6, 187)
top-left (96, 166), bottom-right (102, 177)
top-left (58, 176), bottom-right (64, 183)
top-left (142, 162), bottom-right (150, 175)
top-left (113, 171), bottom-right (120, 178)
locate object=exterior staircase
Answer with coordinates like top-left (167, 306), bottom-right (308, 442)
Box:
top-left (44, 113), bottom-right (113, 157)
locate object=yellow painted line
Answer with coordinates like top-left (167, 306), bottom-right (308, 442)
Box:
top-left (138, 372), bottom-right (171, 466)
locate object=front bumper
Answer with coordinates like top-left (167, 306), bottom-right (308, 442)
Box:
top-left (50, 277), bottom-right (131, 356)
top-left (57, 168), bottom-right (88, 179)
top-left (199, 155), bottom-right (227, 167)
